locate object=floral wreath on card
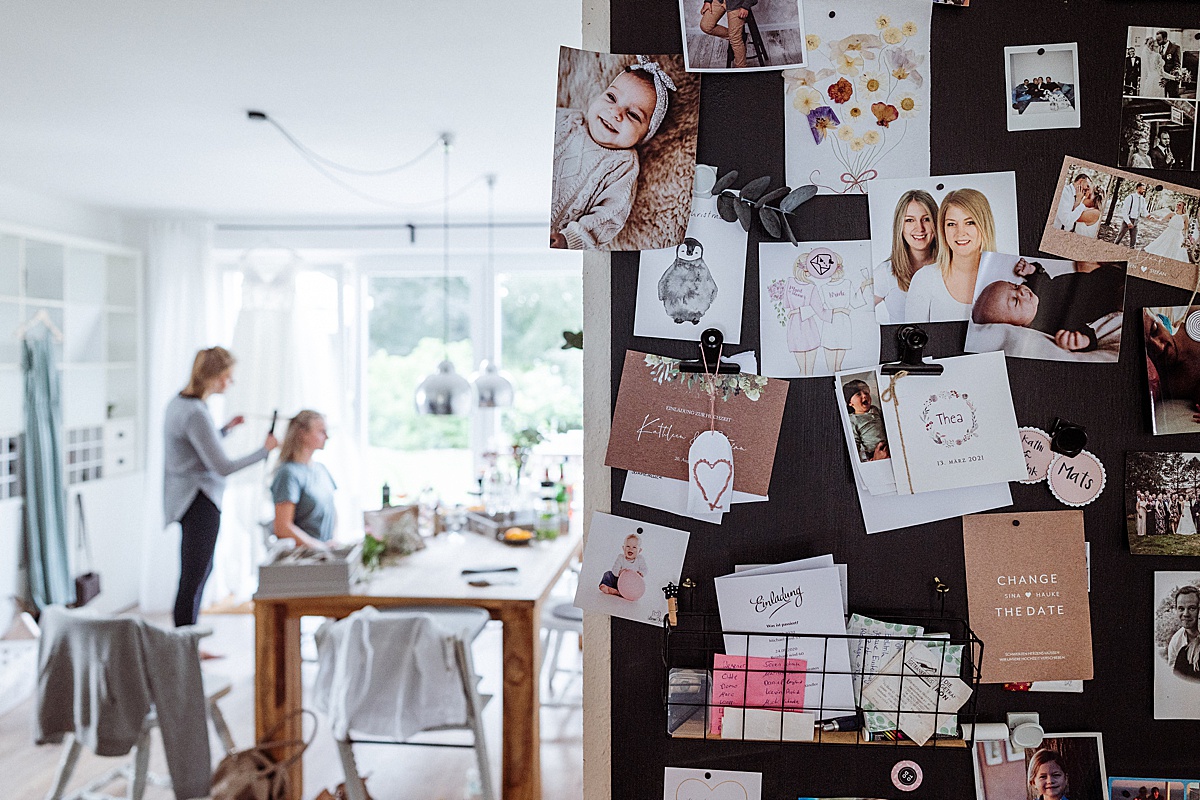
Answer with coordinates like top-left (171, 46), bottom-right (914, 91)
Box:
top-left (782, 15), bottom-right (924, 194)
top-left (920, 390), bottom-right (978, 447)
top-left (643, 354), bottom-right (770, 401)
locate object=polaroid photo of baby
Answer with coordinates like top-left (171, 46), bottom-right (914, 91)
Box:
top-left (1154, 572), bottom-right (1200, 719)
top-left (635, 166), bottom-right (748, 344)
top-left (574, 511), bottom-right (690, 627)
top-left (1005, 44), bottom-right (1081, 132)
top-left (1111, 777), bottom-right (1200, 800)
top-left (1126, 452), bottom-right (1200, 556)
top-left (866, 172), bottom-right (1020, 325)
top-left (551, 47), bottom-right (700, 252)
top-left (677, 0), bottom-right (806, 73)
top-left (966, 253), bottom-right (1126, 363)
top-left (973, 732), bottom-right (1107, 800)
top-left (1040, 157), bottom-right (1200, 293)
top-left (758, 240), bottom-right (880, 378)
top-left (1144, 305), bottom-right (1200, 435)
top-left (835, 368), bottom-right (894, 497)
top-left (1120, 26), bottom-right (1198, 172)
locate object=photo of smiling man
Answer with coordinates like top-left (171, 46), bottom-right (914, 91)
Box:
top-left (867, 173), bottom-right (1020, 324)
top-left (551, 47), bottom-right (700, 251)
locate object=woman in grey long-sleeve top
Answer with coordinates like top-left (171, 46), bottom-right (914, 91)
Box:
top-left (165, 347), bottom-right (277, 627)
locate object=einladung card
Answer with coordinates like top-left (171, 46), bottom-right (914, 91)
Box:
top-left (962, 511), bottom-right (1094, 684)
top-left (876, 351), bottom-right (1026, 494)
top-left (714, 565), bottom-right (855, 717)
top-left (605, 351), bottom-right (789, 496)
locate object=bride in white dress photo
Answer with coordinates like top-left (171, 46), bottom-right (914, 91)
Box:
top-left (1139, 36), bottom-right (1166, 98)
top-left (1145, 201), bottom-right (1194, 262)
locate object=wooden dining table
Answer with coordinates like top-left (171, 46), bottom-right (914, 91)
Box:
top-left (254, 525), bottom-right (582, 800)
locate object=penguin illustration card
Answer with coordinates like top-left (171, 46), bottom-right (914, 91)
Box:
top-left (759, 240), bottom-right (881, 378)
top-left (635, 169), bottom-right (748, 344)
top-left (573, 511), bottom-right (690, 626)
top-left (663, 767), bottom-right (761, 800)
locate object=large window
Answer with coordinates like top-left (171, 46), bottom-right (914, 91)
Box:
top-left (366, 274), bottom-right (473, 501)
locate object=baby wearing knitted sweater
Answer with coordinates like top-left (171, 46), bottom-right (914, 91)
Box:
top-left (551, 57), bottom-right (676, 250)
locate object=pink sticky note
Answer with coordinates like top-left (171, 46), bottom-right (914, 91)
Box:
top-left (710, 654), bottom-right (808, 723)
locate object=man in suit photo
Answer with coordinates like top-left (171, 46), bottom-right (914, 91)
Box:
top-left (1151, 130), bottom-right (1179, 170)
top-left (1157, 30), bottom-right (1183, 97)
top-left (1125, 47), bottom-right (1142, 95)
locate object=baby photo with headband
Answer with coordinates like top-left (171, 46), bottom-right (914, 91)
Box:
top-left (550, 47), bottom-right (700, 251)
top-left (966, 253), bottom-right (1127, 363)
top-left (758, 240), bottom-right (881, 378)
top-left (1144, 305), bottom-right (1200, 435)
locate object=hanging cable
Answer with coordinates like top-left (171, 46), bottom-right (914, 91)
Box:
top-left (443, 134), bottom-right (451, 354)
top-left (249, 112), bottom-right (486, 210)
top-left (249, 110), bottom-right (441, 176)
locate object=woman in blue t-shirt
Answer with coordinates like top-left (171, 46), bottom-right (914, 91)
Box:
top-left (270, 410), bottom-right (338, 550)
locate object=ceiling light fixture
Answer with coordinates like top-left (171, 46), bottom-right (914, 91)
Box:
top-left (473, 174), bottom-right (515, 409)
top-left (415, 133), bottom-right (472, 416)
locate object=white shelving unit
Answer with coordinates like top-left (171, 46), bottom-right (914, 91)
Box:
top-left (0, 224), bottom-right (143, 481)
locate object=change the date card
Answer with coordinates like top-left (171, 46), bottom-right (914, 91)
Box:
top-left (606, 351), bottom-right (789, 496)
top-left (574, 512), bottom-right (690, 627)
top-left (877, 351), bottom-right (1026, 494)
top-left (963, 511), bottom-right (1094, 684)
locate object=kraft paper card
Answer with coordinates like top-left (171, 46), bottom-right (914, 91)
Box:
top-left (1039, 156), bottom-right (1200, 292)
top-left (876, 351), bottom-right (1026, 494)
top-left (962, 511), bottom-right (1094, 684)
top-left (606, 351), bottom-right (789, 496)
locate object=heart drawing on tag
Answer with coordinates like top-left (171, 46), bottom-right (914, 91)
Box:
top-left (676, 778), bottom-right (750, 800)
top-left (1025, 592), bottom-right (1032, 598)
top-left (692, 459), bottom-right (733, 511)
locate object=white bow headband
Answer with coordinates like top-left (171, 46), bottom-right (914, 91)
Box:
top-left (627, 55), bottom-right (677, 143)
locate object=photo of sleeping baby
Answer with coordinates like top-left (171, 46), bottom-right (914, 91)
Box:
top-left (551, 47), bottom-right (700, 251)
top-left (1144, 305), bottom-right (1200, 436)
top-left (966, 253), bottom-right (1127, 363)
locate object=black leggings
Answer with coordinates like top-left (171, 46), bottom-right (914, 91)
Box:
top-left (174, 492), bottom-right (221, 627)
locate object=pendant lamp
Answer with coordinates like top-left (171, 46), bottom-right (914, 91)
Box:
top-left (415, 133), bottom-right (472, 416)
top-left (473, 174), bottom-right (515, 408)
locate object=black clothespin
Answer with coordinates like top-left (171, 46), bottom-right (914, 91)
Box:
top-left (880, 325), bottom-right (943, 376)
top-left (678, 328), bottom-right (740, 374)
top-left (1049, 417), bottom-right (1087, 458)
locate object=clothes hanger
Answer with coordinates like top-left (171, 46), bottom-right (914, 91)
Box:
top-left (12, 309), bottom-right (64, 342)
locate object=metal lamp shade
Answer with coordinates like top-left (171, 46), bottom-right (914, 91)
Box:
top-left (415, 360), bottom-right (472, 415)
top-left (473, 361), bottom-right (515, 408)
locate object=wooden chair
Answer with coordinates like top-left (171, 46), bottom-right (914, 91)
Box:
top-left (726, 8), bottom-right (770, 68)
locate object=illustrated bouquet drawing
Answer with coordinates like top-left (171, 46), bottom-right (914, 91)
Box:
top-left (783, 15), bottom-right (925, 194)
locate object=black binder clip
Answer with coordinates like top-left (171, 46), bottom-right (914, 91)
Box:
top-left (880, 325), bottom-right (943, 376)
top-left (1048, 417), bottom-right (1087, 458)
top-left (678, 328), bottom-right (741, 374)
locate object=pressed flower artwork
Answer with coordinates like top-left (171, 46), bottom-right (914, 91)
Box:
top-left (784, 0), bottom-right (932, 194)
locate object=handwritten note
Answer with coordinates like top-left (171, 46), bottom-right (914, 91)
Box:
top-left (712, 654), bottom-right (807, 709)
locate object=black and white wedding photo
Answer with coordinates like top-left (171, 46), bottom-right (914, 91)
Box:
top-left (1119, 98), bottom-right (1195, 171)
top-left (1005, 43), bottom-right (1080, 131)
top-left (1124, 26), bottom-right (1198, 101)
top-left (1122, 26), bottom-right (1199, 173)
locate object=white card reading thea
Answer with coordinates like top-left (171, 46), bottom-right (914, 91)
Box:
top-left (878, 351), bottom-right (1026, 494)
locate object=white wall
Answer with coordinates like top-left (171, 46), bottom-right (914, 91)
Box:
top-left (0, 181), bottom-right (127, 244)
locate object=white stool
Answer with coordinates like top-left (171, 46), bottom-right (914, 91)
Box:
top-left (540, 601), bottom-right (583, 706)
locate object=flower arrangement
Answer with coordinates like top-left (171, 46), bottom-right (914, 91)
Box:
top-left (643, 354), bottom-right (770, 401)
top-left (768, 279), bottom-right (789, 326)
top-left (783, 17), bottom-right (926, 194)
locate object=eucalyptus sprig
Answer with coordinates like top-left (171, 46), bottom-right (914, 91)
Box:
top-left (712, 170), bottom-right (818, 245)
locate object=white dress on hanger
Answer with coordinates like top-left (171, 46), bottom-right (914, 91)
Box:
top-left (1145, 214), bottom-right (1190, 261)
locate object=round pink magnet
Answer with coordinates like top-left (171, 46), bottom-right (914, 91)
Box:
top-left (1018, 427), bottom-right (1054, 484)
top-left (1047, 449), bottom-right (1106, 507)
top-left (891, 760), bottom-right (923, 792)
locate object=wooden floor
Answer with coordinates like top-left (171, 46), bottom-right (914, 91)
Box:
top-left (5, 610), bottom-right (583, 800)
top-left (686, 28), bottom-right (805, 70)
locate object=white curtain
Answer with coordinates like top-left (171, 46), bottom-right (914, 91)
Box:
top-left (139, 220), bottom-right (219, 614)
top-left (216, 259), bottom-right (362, 603)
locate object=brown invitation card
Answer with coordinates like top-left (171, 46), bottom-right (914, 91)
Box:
top-left (962, 510), bottom-right (1094, 684)
top-left (605, 351), bottom-right (789, 496)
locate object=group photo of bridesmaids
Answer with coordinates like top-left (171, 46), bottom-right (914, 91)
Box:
top-left (1126, 451), bottom-right (1200, 556)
